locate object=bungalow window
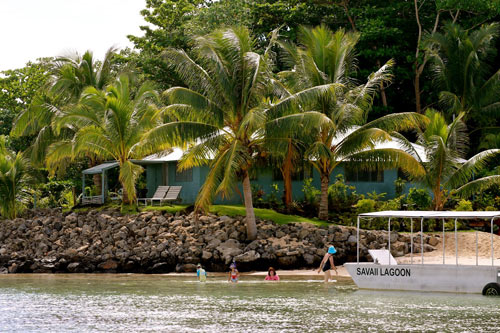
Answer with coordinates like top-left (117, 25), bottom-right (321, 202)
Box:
top-left (175, 163), bottom-right (193, 182)
top-left (345, 166), bottom-right (384, 183)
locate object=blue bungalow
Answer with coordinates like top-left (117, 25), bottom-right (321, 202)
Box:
top-left (81, 139), bottom-right (428, 205)
top-left (139, 149), bottom-right (402, 205)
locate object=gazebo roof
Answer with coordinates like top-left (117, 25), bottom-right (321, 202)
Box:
top-left (82, 162), bottom-right (119, 175)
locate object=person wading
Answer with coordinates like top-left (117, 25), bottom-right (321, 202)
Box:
top-left (317, 246), bottom-right (337, 282)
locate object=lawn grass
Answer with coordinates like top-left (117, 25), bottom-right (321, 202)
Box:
top-left (69, 202), bottom-right (324, 226)
top-left (209, 205), bottom-right (328, 226)
top-left (142, 204), bottom-right (189, 214)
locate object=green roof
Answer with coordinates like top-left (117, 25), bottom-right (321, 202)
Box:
top-left (82, 162), bottom-right (119, 175)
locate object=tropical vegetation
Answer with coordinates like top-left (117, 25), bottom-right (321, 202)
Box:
top-left (1, 1), bottom-right (500, 239)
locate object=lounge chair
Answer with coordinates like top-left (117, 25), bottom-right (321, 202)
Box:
top-left (137, 186), bottom-right (170, 206)
top-left (161, 186), bottom-right (182, 204)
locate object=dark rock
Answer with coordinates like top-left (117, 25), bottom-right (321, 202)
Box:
top-left (98, 260), bottom-right (118, 271)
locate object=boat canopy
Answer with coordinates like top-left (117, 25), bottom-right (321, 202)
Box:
top-left (359, 210), bottom-right (500, 220)
top-left (356, 210), bottom-right (498, 266)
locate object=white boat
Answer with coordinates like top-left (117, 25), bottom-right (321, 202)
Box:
top-left (344, 211), bottom-right (500, 295)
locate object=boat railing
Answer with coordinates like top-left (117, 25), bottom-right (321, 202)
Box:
top-left (356, 211), bottom-right (499, 267)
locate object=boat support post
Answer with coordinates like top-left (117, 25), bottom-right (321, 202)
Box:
top-left (356, 215), bottom-right (360, 264)
top-left (388, 217), bottom-right (392, 265)
top-left (420, 217), bottom-right (424, 264)
top-left (410, 218), bottom-right (413, 265)
top-left (455, 218), bottom-right (458, 266)
top-left (492, 217), bottom-right (495, 266)
top-left (442, 218), bottom-right (445, 265)
top-left (476, 230), bottom-right (478, 266)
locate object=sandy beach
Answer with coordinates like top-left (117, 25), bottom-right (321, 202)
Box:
top-left (169, 231), bottom-right (500, 279)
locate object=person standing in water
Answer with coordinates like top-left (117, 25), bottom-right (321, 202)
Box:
top-left (197, 264), bottom-right (207, 282)
top-left (228, 262), bottom-right (239, 283)
top-left (317, 246), bottom-right (337, 282)
top-left (264, 267), bottom-right (280, 281)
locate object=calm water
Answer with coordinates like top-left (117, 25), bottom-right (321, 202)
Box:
top-left (0, 274), bottom-right (499, 332)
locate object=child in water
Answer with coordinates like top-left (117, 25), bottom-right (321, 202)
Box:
top-left (228, 262), bottom-right (239, 283)
top-left (197, 264), bottom-right (207, 282)
top-left (264, 267), bottom-right (280, 281)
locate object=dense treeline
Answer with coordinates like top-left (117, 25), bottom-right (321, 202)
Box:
top-left (2, 0), bottom-right (500, 237)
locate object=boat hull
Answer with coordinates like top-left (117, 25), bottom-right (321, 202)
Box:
top-left (344, 263), bottom-right (500, 293)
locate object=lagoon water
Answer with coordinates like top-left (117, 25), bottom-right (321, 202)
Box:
top-left (0, 274), bottom-right (499, 332)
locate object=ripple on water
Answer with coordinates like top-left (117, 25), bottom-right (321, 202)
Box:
top-left (0, 275), bottom-right (499, 332)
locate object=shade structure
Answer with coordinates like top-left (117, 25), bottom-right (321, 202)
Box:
top-left (82, 162), bottom-right (119, 175)
top-left (358, 210), bottom-right (500, 219)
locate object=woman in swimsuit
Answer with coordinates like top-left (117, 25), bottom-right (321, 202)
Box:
top-left (228, 263), bottom-right (239, 283)
top-left (317, 245), bottom-right (337, 282)
top-left (264, 267), bottom-right (280, 281)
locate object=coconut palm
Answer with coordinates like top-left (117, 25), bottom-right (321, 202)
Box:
top-left (11, 48), bottom-right (117, 191)
top-left (145, 27), bottom-right (276, 240)
top-left (47, 74), bottom-right (168, 206)
top-left (425, 22), bottom-right (500, 121)
top-left (0, 136), bottom-right (32, 219)
top-left (268, 25), bottom-right (428, 220)
top-left (478, 133), bottom-right (500, 151)
top-left (393, 109), bottom-right (500, 210)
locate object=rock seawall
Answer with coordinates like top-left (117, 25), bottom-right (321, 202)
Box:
top-left (0, 209), bottom-right (437, 273)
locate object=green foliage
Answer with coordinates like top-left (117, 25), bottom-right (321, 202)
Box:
top-left (354, 198), bottom-right (377, 214)
top-left (406, 188), bottom-right (432, 210)
top-left (301, 178), bottom-right (320, 208)
top-left (328, 174), bottom-right (359, 213)
top-left (0, 59), bottom-right (52, 151)
top-left (50, 74), bottom-right (166, 207)
top-left (394, 177), bottom-right (407, 197)
top-left (0, 136), bottom-right (32, 218)
top-left (36, 180), bottom-right (74, 209)
top-left (425, 22), bottom-right (500, 123)
top-left (455, 199), bottom-right (473, 211)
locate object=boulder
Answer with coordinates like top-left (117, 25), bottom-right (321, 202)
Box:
top-left (201, 250), bottom-right (213, 261)
top-left (216, 239), bottom-right (243, 264)
top-left (98, 260), bottom-right (118, 271)
top-left (234, 250), bottom-right (260, 263)
top-left (303, 253), bottom-right (315, 265)
top-left (428, 236), bottom-right (439, 247)
top-left (67, 262), bottom-right (81, 273)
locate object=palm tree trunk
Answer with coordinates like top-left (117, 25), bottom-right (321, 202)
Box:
top-left (283, 147), bottom-right (293, 210)
top-left (122, 183), bottom-right (130, 205)
top-left (318, 172), bottom-right (329, 220)
top-left (433, 188), bottom-right (442, 210)
top-left (93, 173), bottom-right (102, 195)
top-left (242, 171), bottom-right (257, 240)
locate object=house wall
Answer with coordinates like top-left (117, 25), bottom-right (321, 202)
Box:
top-left (146, 162), bottom-right (399, 205)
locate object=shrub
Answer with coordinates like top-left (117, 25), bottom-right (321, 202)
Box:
top-left (394, 177), bottom-right (407, 197)
top-left (455, 199), bottom-right (473, 211)
top-left (354, 198), bottom-right (377, 214)
top-left (406, 188), bottom-right (432, 210)
top-left (301, 178), bottom-right (320, 212)
top-left (328, 174), bottom-right (359, 213)
top-left (265, 183), bottom-right (282, 209)
top-left (251, 184), bottom-right (265, 208)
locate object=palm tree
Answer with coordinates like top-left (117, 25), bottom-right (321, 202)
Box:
top-left (146, 27), bottom-right (275, 240)
top-left (425, 22), bottom-right (500, 121)
top-left (47, 74), bottom-right (168, 207)
top-left (394, 109), bottom-right (500, 210)
top-left (11, 48), bottom-right (117, 192)
top-left (0, 136), bottom-right (32, 219)
top-left (479, 133), bottom-right (500, 150)
top-left (269, 25), bottom-right (427, 220)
